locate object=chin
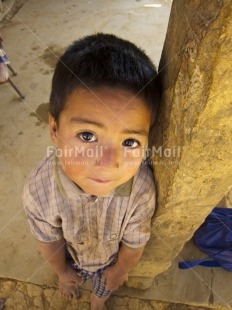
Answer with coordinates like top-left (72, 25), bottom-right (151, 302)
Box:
top-left (82, 184), bottom-right (114, 197)
top-left (86, 188), bottom-right (112, 197)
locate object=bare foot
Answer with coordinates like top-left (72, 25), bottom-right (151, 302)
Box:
top-left (58, 282), bottom-right (80, 300)
top-left (91, 293), bottom-right (109, 310)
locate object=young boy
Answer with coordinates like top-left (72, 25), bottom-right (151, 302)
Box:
top-left (23, 33), bottom-right (160, 310)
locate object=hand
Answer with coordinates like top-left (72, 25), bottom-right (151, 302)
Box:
top-left (101, 264), bottom-right (128, 291)
top-left (57, 264), bottom-right (84, 287)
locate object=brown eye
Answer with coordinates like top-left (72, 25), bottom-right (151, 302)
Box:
top-left (78, 132), bottom-right (97, 142)
top-left (122, 139), bottom-right (140, 148)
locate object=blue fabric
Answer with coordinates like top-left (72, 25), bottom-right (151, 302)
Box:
top-left (179, 207), bottom-right (232, 271)
top-left (179, 260), bottom-right (221, 269)
top-left (0, 48), bottom-right (10, 64)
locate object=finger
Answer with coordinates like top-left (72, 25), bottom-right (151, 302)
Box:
top-left (101, 273), bottom-right (107, 281)
top-left (71, 280), bottom-right (81, 286)
top-left (105, 281), bottom-right (117, 291)
top-left (65, 281), bottom-right (76, 286)
top-left (107, 285), bottom-right (118, 291)
top-left (74, 277), bottom-right (84, 285)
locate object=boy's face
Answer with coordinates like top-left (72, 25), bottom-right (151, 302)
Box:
top-left (49, 87), bottom-right (151, 196)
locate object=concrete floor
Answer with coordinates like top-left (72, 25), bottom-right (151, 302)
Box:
top-left (0, 0), bottom-right (231, 309)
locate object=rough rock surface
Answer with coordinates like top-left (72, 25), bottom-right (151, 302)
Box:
top-left (128, 0), bottom-right (232, 282)
top-left (0, 278), bottom-right (217, 310)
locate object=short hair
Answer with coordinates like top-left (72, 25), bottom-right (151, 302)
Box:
top-left (49, 33), bottom-right (161, 124)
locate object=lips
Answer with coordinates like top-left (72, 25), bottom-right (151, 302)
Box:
top-left (89, 178), bottom-right (111, 184)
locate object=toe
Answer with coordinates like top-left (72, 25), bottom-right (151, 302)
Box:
top-left (59, 281), bottom-right (80, 300)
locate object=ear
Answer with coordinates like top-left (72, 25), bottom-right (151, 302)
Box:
top-left (49, 114), bottom-right (58, 144)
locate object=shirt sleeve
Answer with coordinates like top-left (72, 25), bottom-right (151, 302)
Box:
top-left (121, 188), bottom-right (156, 249)
top-left (23, 185), bottom-right (63, 243)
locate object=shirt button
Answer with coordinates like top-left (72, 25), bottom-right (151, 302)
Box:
top-left (110, 233), bottom-right (118, 239)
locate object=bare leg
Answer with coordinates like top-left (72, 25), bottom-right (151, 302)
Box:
top-left (58, 282), bottom-right (80, 301)
top-left (91, 292), bottom-right (110, 310)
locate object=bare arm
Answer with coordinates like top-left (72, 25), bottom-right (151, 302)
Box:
top-left (116, 243), bottom-right (144, 273)
top-left (38, 237), bottom-right (67, 274)
top-left (38, 238), bottom-right (83, 286)
top-left (102, 244), bottom-right (144, 290)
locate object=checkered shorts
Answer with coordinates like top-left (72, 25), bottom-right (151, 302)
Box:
top-left (66, 251), bottom-right (117, 298)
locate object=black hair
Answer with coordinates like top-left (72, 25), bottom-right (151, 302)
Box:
top-left (49, 33), bottom-right (161, 124)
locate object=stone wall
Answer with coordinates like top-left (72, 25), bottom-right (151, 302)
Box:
top-left (127, 0), bottom-right (232, 287)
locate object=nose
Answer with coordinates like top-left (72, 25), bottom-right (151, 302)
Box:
top-left (96, 144), bottom-right (120, 168)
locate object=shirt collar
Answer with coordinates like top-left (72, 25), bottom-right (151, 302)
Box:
top-left (54, 154), bottom-right (133, 199)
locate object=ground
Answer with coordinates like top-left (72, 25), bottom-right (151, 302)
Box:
top-left (0, 279), bottom-right (216, 310)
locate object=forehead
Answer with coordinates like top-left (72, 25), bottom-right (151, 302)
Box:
top-left (59, 87), bottom-right (151, 135)
top-left (63, 86), bottom-right (150, 117)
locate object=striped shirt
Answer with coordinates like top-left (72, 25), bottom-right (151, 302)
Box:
top-left (23, 152), bottom-right (156, 272)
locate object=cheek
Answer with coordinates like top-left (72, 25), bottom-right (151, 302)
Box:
top-left (57, 135), bottom-right (98, 162)
top-left (122, 150), bottom-right (144, 172)
top-left (57, 133), bottom-right (79, 149)
top-left (59, 155), bottom-right (91, 184)
top-left (59, 151), bottom-right (95, 173)
top-left (57, 143), bottom-right (102, 180)
top-left (122, 148), bottom-right (144, 162)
